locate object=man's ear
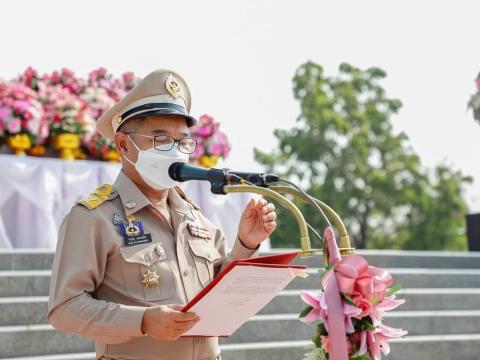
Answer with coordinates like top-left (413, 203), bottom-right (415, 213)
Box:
top-left (114, 132), bottom-right (128, 155)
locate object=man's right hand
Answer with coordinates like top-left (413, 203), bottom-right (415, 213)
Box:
top-left (141, 304), bottom-right (200, 341)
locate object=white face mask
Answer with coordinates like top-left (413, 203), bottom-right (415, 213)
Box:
top-left (123, 135), bottom-right (189, 190)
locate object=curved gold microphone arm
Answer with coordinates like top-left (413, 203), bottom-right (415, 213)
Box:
top-left (222, 185), bottom-right (318, 257)
top-left (270, 186), bottom-right (354, 256)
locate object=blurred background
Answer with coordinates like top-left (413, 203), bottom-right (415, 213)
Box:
top-left (1, 0), bottom-right (479, 251)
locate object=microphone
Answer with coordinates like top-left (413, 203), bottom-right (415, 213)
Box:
top-left (168, 162), bottom-right (280, 187)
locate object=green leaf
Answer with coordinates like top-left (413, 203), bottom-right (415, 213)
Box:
top-left (318, 263), bottom-right (336, 278)
top-left (350, 354), bottom-right (374, 360)
top-left (299, 305), bottom-right (314, 318)
top-left (357, 317), bottom-right (376, 331)
top-left (387, 284), bottom-right (402, 296)
top-left (342, 293), bottom-right (357, 307)
top-left (303, 347), bottom-right (328, 360)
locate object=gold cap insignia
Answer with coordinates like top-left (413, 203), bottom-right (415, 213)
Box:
top-left (165, 73), bottom-right (181, 99)
top-left (142, 270), bottom-right (160, 288)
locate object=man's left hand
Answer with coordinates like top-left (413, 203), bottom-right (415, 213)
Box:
top-left (238, 198), bottom-right (277, 249)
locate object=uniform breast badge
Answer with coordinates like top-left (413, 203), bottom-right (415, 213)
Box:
top-left (187, 223), bottom-right (211, 240)
top-left (142, 269), bottom-right (160, 288)
top-left (116, 214), bottom-right (153, 247)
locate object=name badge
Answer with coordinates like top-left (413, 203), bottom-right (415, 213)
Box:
top-left (118, 219), bottom-right (153, 247)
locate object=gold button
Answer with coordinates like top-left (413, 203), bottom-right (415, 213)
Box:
top-left (126, 201), bottom-right (136, 209)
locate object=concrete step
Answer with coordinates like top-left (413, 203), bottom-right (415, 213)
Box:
top-left (5, 334), bottom-right (479, 360)
top-left (0, 325), bottom-right (93, 358)
top-left (1, 311), bottom-right (479, 356)
top-left (261, 288), bottom-right (480, 314)
top-left (0, 271), bottom-right (50, 297)
top-left (287, 268), bottom-right (480, 289)
top-left (218, 311), bottom-right (480, 343)
top-left (0, 251), bottom-right (54, 271)
top-left (288, 249), bottom-right (480, 269)
top-left (3, 289), bottom-right (480, 326)
top-left (220, 334), bottom-right (480, 360)
top-left (2, 249), bottom-right (480, 271)
top-left (1, 267), bottom-right (478, 298)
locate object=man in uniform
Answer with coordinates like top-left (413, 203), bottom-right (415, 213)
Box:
top-left (48, 69), bottom-right (277, 360)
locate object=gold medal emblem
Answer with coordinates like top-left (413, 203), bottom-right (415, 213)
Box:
top-left (125, 223), bottom-right (141, 236)
top-left (165, 73), bottom-right (181, 99)
top-left (142, 270), bottom-right (160, 288)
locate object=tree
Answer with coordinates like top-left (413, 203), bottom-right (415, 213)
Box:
top-left (255, 62), bottom-right (472, 250)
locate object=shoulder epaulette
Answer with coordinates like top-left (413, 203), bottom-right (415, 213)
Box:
top-left (77, 184), bottom-right (117, 210)
top-left (174, 186), bottom-right (201, 210)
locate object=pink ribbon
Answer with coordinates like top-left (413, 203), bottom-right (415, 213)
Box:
top-left (322, 227), bottom-right (394, 360)
top-left (322, 227), bottom-right (349, 360)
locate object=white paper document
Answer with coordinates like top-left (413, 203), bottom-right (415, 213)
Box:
top-left (182, 264), bottom-right (306, 337)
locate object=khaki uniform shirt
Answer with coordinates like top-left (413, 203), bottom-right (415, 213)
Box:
top-left (48, 171), bottom-right (259, 360)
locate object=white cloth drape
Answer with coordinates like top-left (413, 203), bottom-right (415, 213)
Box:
top-left (0, 155), bottom-right (270, 251)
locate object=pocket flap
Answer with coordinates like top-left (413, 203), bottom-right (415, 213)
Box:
top-left (188, 240), bottom-right (222, 263)
top-left (119, 243), bottom-right (166, 266)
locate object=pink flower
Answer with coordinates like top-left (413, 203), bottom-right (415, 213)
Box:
top-left (26, 117), bottom-right (40, 134)
top-left (300, 290), bottom-right (360, 333)
top-left (343, 300), bottom-right (362, 333)
top-left (352, 296), bottom-right (373, 319)
top-left (196, 126), bottom-right (213, 137)
top-left (7, 118), bottom-right (21, 133)
top-left (0, 106), bottom-right (12, 121)
top-left (300, 290), bottom-right (328, 324)
top-left (357, 324), bottom-right (407, 360)
top-left (476, 75), bottom-right (480, 92)
top-left (13, 100), bottom-right (30, 113)
top-left (369, 295), bottom-right (405, 326)
top-left (123, 72), bottom-right (135, 83)
top-left (320, 335), bottom-right (330, 353)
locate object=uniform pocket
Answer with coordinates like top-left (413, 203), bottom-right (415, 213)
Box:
top-left (119, 243), bottom-right (175, 301)
top-left (188, 239), bottom-right (222, 287)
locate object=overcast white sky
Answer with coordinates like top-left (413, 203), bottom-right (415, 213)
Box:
top-left (2, 0), bottom-right (480, 211)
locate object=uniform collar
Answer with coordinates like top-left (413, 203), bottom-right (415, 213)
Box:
top-left (168, 186), bottom-right (196, 220)
top-left (114, 171), bottom-right (195, 219)
top-left (114, 171), bottom-right (152, 216)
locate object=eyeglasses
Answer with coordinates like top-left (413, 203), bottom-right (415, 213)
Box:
top-left (124, 133), bottom-right (197, 154)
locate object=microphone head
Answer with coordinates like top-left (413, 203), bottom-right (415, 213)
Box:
top-left (168, 162), bottom-right (185, 181)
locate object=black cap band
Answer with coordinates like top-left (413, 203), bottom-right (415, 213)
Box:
top-left (120, 102), bottom-right (196, 127)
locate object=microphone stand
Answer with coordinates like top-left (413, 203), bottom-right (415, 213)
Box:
top-left (270, 186), bottom-right (354, 256)
top-left (221, 183), bottom-right (354, 260)
top-left (223, 184), bottom-right (315, 258)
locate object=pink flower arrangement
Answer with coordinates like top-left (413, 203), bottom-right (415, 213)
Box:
top-left (190, 114), bottom-right (231, 161)
top-left (300, 228), bottom-right (407, 360)
top-left (0, 81), bottom-right (47, 144)
top-left (49, 95), bottom-right (95, 138)
top-left (0, 67), bottom-right (144, 158)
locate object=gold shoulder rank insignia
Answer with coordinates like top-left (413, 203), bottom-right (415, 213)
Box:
top-left (77, 184), bottom-right (117, 210)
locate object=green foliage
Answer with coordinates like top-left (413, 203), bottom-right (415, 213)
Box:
top-left (386, 284), bottom-right (402, 296)
top-left (255, 62), bottom-right (472, 250)
top-left (350, 354), bottom-right (374, 360)
top-left (299, 305), bottom-right (314, 319)
top-left (303, 347), bottom-right (328, 360)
